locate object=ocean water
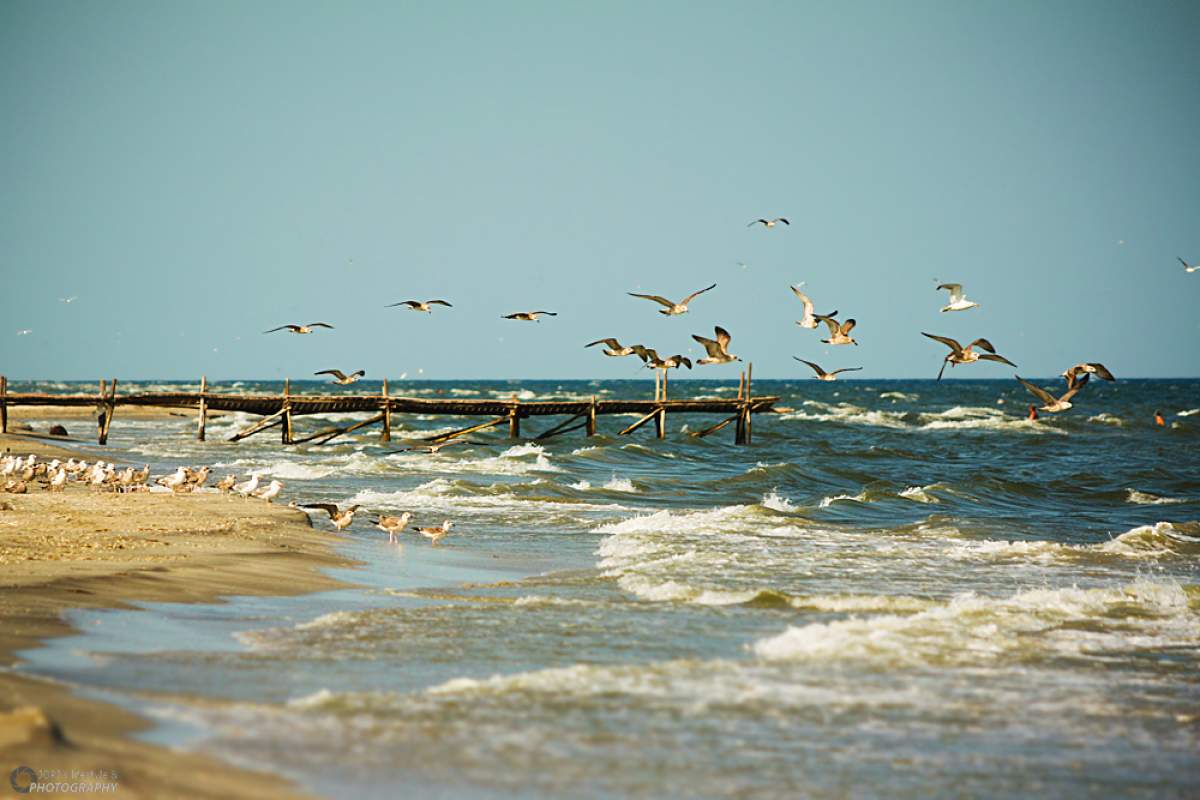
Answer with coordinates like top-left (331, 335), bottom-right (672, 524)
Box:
top-left (13, 378), bottom-right (1200, 798)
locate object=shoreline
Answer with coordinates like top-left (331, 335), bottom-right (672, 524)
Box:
top-left (0, 440), bottom-right (359, 799)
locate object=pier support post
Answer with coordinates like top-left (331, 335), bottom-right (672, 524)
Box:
top-left (654, 407), bottom-right (665, 439)
top-left (282, 378), bottom-right (294, 445)
top-left (743, 364), bottom-right (753, 445)
top-left (0, 375), bottom-right (7, 434)
top-left (380, 378), bottom-right (392, 443)
top-left (98, 379), bottom-right (116, 445)
top-left (586, 396), bottom-right (597, 437)
top-left (508, 406), bottom-right (521, 438)
top-left (197, 375), bottom-right (208, 441)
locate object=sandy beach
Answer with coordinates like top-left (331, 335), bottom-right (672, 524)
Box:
top-left (0, 434), bottom-right (355, 799)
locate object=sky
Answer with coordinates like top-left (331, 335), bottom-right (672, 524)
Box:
top-left (1, 0), bottom-right (1197, 381)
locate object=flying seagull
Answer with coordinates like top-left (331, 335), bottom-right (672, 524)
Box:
top-left (300, 503), bottom-right (361, 532)
top-left (1178, 257), bottom-right (1198, 273)
top-left (386, 300), bottom-right (453, 312)
top-left (814, 314), bottom-right (858, 346)
top-left (314, 369), bottom-right (365, 385)
top-left (633, 347), bottom-right (692, 370)
top-left (502, 311), bottom-right (557, 321)
top-left (692, 326), bottom-right (741, 365)
top-left (922, 332), bottom-right (1017, 380)
top-left (937, 283), bottom-right (979, 312)
top-left (1061, 362), bottom-right (1115, 389)
top-left (627, 284), bottom-right (717, 316)
top-left (790, 285), bottom-right (835, 329)
top-left (793, 357), bottom-right (863, 381)
top-left (1015, 374), bottom-right (1090, 413)
top-left (585, 338), bottom-right (639, 356)
top-left (748, 218), bottom-right (789, 228)
top-left (264, 323), bottom-right (334, 334)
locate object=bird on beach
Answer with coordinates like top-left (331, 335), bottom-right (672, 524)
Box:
top-left (585, 338), bottom-right (639, 357)
top-left (936, 283), bottom-right (979, 312)
top-left (315, 369), bottom-right (366, 385)
top-left (253, 479), bottom-right (284, 503)
top-left (156, 467), bottom-right (188, 492)
top-left (502, 311), bottom-right (557, 321)
top-left (185, 466), bottom-right (210, 489)
top-left (215, 474), bottom-right (237, 493)
top-left (264, 323), bottom-right (334, 334)
top-left (1015, 374), bottom-right (1090, 413)
top-left (815, 314), bottom-right (858, 346)
top-left (692, 326), bottom-right (741, 365)
top-left (414, 520), bottom-right (454, 545)
top-left (1061, 362), bottom-right (1115, 388)
top-left (301, 503), bottom-right (361, 532)
top-left (374, 512), bottom-right (413, 543)
top-left (1179, 257), bottom-right (1198, 273)
top-left (748, 218), bottom-right (789, 228)
top-left (790, 285), bottom-right (835, 330)
top-left (794, 358), bottom-right (862, 381)
top-left (627, 284), bottom-right (717, 316)
top-left (922, 333), bottom-right (1017, 380)
top-left (386, 300), bottom-right (453, 312)
top-left (233, 474), bottom-right (260, 496)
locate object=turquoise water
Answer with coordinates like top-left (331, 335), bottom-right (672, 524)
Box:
top-left (14, 378), bottom-right (1200, 798)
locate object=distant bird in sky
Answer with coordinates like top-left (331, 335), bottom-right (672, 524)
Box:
top-left (1179, 257), bottom-right (1198, 273)
top-left (301, 503), bottom-right (360, 532)
top-left (414, 520), bottom-right (454, 545)
top-left (264, 323), bottom-right (334, 334)
top-left (387, 299), bottom-right (453, 312)
top-left (633, 347), bottom-right (691, 370)
top-left (1015, 374), bottom-right (1089, 413)
top-left (59, 296), bottom-right (77, 304)
top-left (793, 357), bottom-right (862, 381)
top-left (502, 311), bottom-right (557, 321)
top-left (937, 283), bottom-right (979, 312)
top-left (922, 332), bottom-right (1016, 380)
top-left (748, 217), bottom-right (789, 228)
top-left (1061, 362), bottom-right (1115, 388)
top-left (15, 329), bottom-right (31, 336)
top-left (314, 369), bottom-right (365, 385)
top-left (790, 284), bottom-right (835, 329)
top-left (586, 338), bottom-right (638, 356)
top-left (628, 283), bottom-right (717, 316)
top-left (693, 326), bottom-right (741, 365)
top-left (815, 314), bottom-right (858, 346)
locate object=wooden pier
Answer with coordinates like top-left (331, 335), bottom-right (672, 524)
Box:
top-left (0, 370), bottom-right (779, 447)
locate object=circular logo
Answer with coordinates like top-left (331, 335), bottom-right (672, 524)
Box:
top-left (10, 766), bottom-right (37, 794)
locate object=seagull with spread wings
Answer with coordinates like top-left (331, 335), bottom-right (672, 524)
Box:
top-left (264, 323), bottom-right (334, 334)
top-left (314, 369), bottom-right (365, 385)
top-left (937, 282), bottom-right (979, 312)
top-left (794, 358), bottom-right (862, 381)
top-left (502, 311), bottom-right (557, 321)
top-left (299, 503), bottom-right (360, 532)
top-left (585, 338), bottom-right (639, 356)
top-left (790, 284), bottom-right (835, 329)
top-left (692, 326), bottom-right (741, 365)
top-left (814, 314), bottom-right (858, 346)
top-left (1179, 257), bottom-right (1198, 273)
top-left (922, 332), bottom-right (1016, 380)
top-left (748, 217), bottom-right (789, 228)
top-left (386, 300), bottom-right (453, 312)
top-left (1016, 374), bottom-right (1090, 413)
top-left (1061, 362), bottom-right (1115, 389)
top-left (627, 284), bottom-right (716, 316)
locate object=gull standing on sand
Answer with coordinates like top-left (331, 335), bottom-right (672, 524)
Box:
top-left (254, 480), bottom-right (284, 503)
top-left (815, 314), bottom-right (858, 346)
top-left (790, 285), bottom-right (835, 329)
top-left (386, 300), bottom-right (453, 312)
top-left (937, 283), bottom-right (979, 312)
top-left (264, 323), bottom-right (334, 335)
top-left (414, 520), bottom-right (454, 546)
top-left (1179, 257), bottom-right (1199, 273)
top-left (233, 474), bottom-right (260, 496)
top-left (692, 326), bottom-right (741, 365)
top-left (748, 218), bottom-right (789, 228)
top-left (301, 503), bottom-right (360, 531)
top-left (315, 369), bottom-right (366, 385)
top-left (216, 475), bottom-right (237, 493)
top-left (922, 333), bottom-right (1017, 380)
top-left (627, 284), bottom-right (717, 316)
top-left (585, 338), bottom-right (639, 357)
top-left (156, 467), bottom-right (188, 492)
top-left (1015, 374), bottom-right (1090, 413)
top-left (793, 358), bottom-right (863, 381)
top-left (374, 512), bottom-right (413, 543)
top-left (503, 311), bottom-right (557, 321)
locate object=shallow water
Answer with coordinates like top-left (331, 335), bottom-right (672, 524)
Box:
top-left (14, 378), bottom-right (1200, 798)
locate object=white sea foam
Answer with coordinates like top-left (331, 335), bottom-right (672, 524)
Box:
top-left (1125, 489), bottom-right (1187, 505)
top-left (898, 485), bottom-right (940, 504)
top-left (761, 490), bottom-right (796, 512)
top-left (819, 491), bottom-right (868, 508)
top-left (1087, 413), bottom-right (1124, 426)
top-left (1177, 408), bottom-right (1199, 417)
top-left (879, 391), bottom-right (918, 401)
top-left (351, 479), bottom-right (627, 515)
top-left (603, 475), bottom-right (638, 492)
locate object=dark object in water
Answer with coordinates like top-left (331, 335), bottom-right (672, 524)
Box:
top-left (49, 424), bottom-right (68, 436)
top-left (10, 422), bottom-right (33, 432)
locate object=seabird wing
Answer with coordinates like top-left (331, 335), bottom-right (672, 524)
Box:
top-left (691, 334), bottom-right (722, 358)
top-left (970, 338), bottom-right (997, 353)
top-left (923, 333), bottom-right (963, 353)
top-left (839, 319), bottom-right (856, 335)
top-left (747, 219), bottom-right (767, 227)
top-left (1060, 373), bottom-right (1090, 402)
top-left (299, 503), bottom-right (340, 519)
top-left (830, 367), bottom-right (864, 376)
top-left (790, 286), bottom-right (815, 316)
top-left (793, 357), bottom-right (824, 377)
top-left (428, 300), bottom-right (453, 307)
top-left (1015, 376), bottom-right (1056, 405)
top-left (387, 301), bottom-right (421, 308)
top-left (1086, 362), bottom-right (1115, 381)
top-left (263, 325), bottom-right (295, 334)
top-left (978, 354), bottom-right (1017, 367)
top-left (776, 218), bottom-right (790, 225)
top-left (309, 323), bottom-right (334, 329)
top-left (937, 283), bottom-right (964, 303)
top-left (586, 338), bottom-right (622, 349)
top-left (1179, 257), bottom-right (1191, 270)
top-left (815, 315), bottom-right (841, 336)
top-left (713, 326), bottom-right (732, 349)
top-left (681, 284), bottom-right (717, 305)
top-left (628, 293), bottom-right (676, 309)
top-left (314, 369), bottom-right (348, 380)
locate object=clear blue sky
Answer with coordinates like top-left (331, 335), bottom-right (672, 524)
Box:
top-left (2, 0), bottom-right (1197, 381)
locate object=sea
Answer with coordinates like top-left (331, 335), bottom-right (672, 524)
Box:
top-left (11, 377), bottom-right (1200, 798)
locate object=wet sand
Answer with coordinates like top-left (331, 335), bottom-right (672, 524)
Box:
top-left (0, 441), bottom-right (356, 798)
